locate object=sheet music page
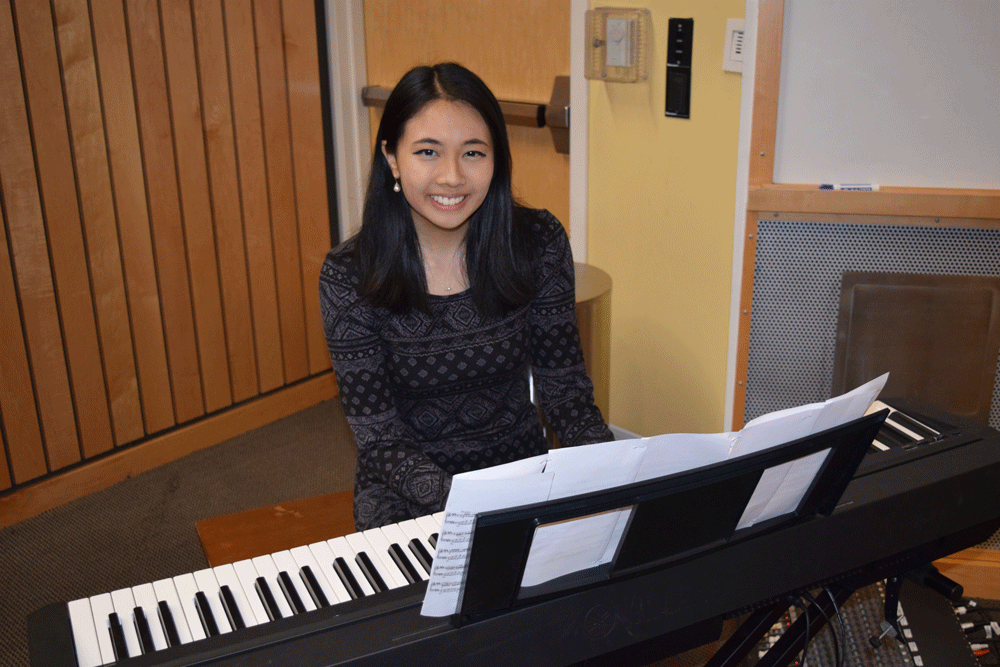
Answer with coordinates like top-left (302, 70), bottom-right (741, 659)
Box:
top-left (735, 374), bottom-right (888, 529)
top-left (421, 455), bottom-right (552, 617)
top-left (634, 432), bottom-right (733, 483)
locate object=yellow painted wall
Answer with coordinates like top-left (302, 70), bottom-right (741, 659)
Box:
top-left (588, 1), bottom-right (744, 436)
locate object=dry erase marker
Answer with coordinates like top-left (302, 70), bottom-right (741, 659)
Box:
top-left (819, 183), bottom-right (879, 191)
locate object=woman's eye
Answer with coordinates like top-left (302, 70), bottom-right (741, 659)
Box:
top-left (415, 149), bottom-right (437, 157)
top-left (465, 150), bottom-right (487, 158)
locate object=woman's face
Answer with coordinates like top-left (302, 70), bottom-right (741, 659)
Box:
top-left (383, 99), bottom-right (495, 239)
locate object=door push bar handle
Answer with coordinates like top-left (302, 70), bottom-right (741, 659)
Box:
top-left (361, 76), bottom-right (570, 154)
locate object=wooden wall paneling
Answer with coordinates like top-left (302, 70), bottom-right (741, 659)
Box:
top-left (731, 215), bottom-right (758, 430)
top-left (0, 0), bottom-right (80, 472)
top-left (127, 0), bottom-right (205, 424)
top-left (282, 0), bottom-right (334, 376)
top-left (0, 205), bottom-right (47, 485)
top-left (223, 0), bottom-right (284, 393)
top-left (14, 0), bottom-right (114, 459)
top-left (160, 0), bottom-right (232, 414)
top-left (254, 0), bottom-right (309, 384)
top-left (748, 0), bottom-right (782, 188)
top-left (54, 0), bottom-right (144, 447)
top-left (90, 0), bottom-right (174, 434)
top-left (192, 0), bottom-right (259, 403)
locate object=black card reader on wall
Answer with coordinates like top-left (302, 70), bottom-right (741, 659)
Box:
top-left (665, 18), bottom-right (693, 118)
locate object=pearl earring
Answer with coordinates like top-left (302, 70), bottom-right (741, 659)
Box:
top-left (393, 179), bottom-right (401, 193)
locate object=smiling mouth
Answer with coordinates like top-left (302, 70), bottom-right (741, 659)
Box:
top-left (430, 194), bottom-right (467, 207)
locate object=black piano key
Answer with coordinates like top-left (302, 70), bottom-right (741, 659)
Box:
top-left (355, 552), bottom-right (387, 593)
top-left (333, 557), bottom-right (364, 600)
top-left (429, 533), bottom-right (438, 548)
top-left (888, 411), bottom-right (938, 440)
top-left (278, 571), bottom-right (306, 614)
top-left (133, 606), bottom-right (155, 654)
top-left (300, 566), bottom-right (330, 608)
top-left (388, 543), bottom-right (420, 584)
top-left (255, 577), bottom-right (282, 621)
top-left (219, 585), bottom-right (246, 631)
top-left (877, 422), bottom-right (914, 448)
top-left (108, 612), bottom-right (129, 661)
top-left (408, 538), bottom-right (434, 574)
top-left (157, 600), bottom-right (181, 647)
top-left (195, 591), bottom-right (220, 637)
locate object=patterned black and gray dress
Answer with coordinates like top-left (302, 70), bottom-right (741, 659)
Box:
top-left (319, 208), bottom-right (613, 530)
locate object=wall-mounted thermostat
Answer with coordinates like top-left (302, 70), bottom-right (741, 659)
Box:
top-left (584, 8), bottom-right (652, 83)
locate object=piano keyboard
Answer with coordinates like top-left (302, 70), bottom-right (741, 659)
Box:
top-left (64, 512), bottom-right (443, 666)
top-left (868, 400), bottom-right (941, 452)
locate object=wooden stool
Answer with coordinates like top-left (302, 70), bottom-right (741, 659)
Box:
top-left (195, 489), bottom-right (355, 567)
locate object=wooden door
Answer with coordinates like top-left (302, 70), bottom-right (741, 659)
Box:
top-left (362, 1), bottom-right (570, 227)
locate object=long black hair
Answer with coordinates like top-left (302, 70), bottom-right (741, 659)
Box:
top-left (354, 63), bottom-right (535, 316)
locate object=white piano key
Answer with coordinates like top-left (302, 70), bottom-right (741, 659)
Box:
top-left (292, 544), bottom-right (348, 605)
top-left (109, 588), bottom-right (142, 658)
top-left (397, 519), bottom-right (436, 574)
top-left (884, 413), bottom-right (928, 442)
top-left (67, 598), bottom-right (104, 667)
top-left (328, 536), bottom-right (376, 597)
top-left (212, 563), bottom-right (259, 628)
top-left (415, 514), bottom-right (441, 556)
top-left (271, 550), bottom-right (317, 613)
top-left (172, 573), bottom-right (207, 641)
top-left (305, 541), bottom-right (353, 603)
top-left (192, 568), bottom-right (233, 634)
top-left (251, 555), bottom-right (294, 619)
top-left (872, 439), bottom-right (891, 451)
top-left (87, 593), bottom-right (117, 664)
top-left (350, 530), bottom-right (406, 589)
top-left (231, 559), bottom-right (272, 625)
top-left (381, 522), bottom-right (429, 581)
top-left (131, 583), bottom-right (168, 652)
top-left (152, 578), bottom-right (194, 645)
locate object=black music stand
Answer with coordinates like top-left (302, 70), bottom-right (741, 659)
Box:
top-left (453, 408), bottom-right (889, 624)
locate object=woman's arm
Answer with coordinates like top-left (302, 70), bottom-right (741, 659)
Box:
top-left (526, 211), bottom-right (615, 446)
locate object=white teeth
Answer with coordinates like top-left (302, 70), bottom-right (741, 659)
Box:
top-left (431, 195), bottom-right (466, 206)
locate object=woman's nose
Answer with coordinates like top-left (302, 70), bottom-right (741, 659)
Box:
top-left (436, 155), bottom-right (463, 185)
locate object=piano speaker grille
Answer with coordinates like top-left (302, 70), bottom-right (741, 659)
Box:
top-left (744, 220), bottom-right (1000, 429)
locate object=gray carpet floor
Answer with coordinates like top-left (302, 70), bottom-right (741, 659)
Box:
top-left (1, 398), bottom-right (990, 666)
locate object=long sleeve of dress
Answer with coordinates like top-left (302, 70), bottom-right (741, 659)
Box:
top-left (527, 211), bottom-right (615, 447)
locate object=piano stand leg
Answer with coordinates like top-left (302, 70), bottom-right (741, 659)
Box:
top-left (703, 603), bottom-right (789, 667)
top-left (704, 585), bottom-right (857, 667)
top-left (868, 575), bottom-right (904, 648)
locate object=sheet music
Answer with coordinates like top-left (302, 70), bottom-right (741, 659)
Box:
top-left (421, 374), bottom-right (888, 617)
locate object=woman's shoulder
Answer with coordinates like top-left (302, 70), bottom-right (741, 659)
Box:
top-left (321, 238), bottom-right (358, 278)
top-left (515, 206), bottom-right (568, 248)
top-left (319, 238), bottom-right (364, 304)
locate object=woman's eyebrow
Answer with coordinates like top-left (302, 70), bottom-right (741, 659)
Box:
top-left (412, 137), bottom-right (490, 147)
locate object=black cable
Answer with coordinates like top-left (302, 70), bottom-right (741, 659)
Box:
top-left (802, 589), bottom-right (846, 667)
top-left (825, 588), bottom-right (848, 667)
top-left (790, 596), bottom-right (812, 667)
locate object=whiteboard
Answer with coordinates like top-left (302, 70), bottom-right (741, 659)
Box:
top-left (773, 0), bottom-right (1000, 190)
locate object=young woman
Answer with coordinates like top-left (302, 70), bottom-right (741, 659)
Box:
top-left (320, 63), bottom-right (613, 531)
